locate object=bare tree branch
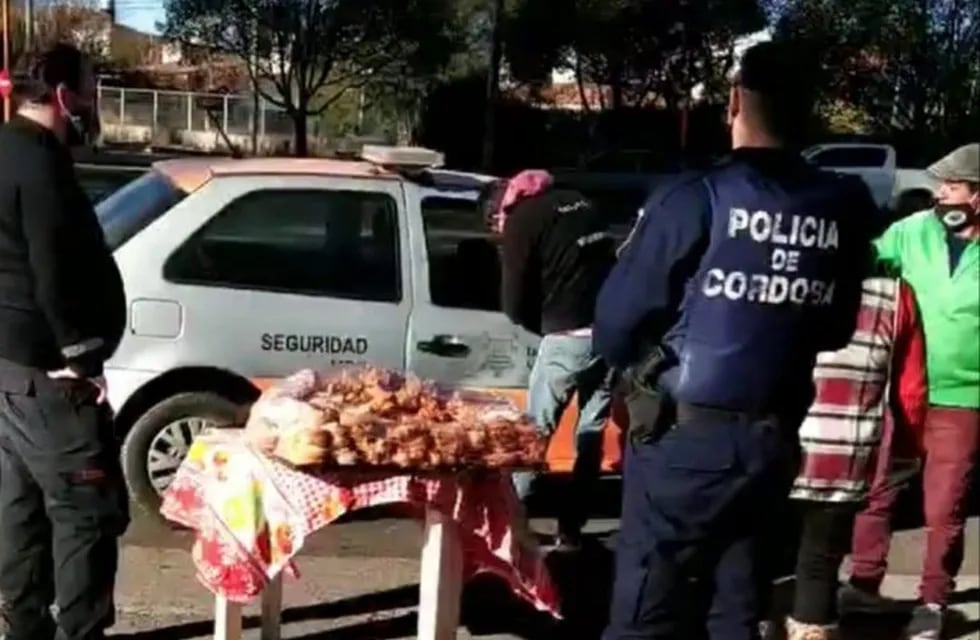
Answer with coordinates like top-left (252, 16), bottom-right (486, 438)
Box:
top-left (163, 0), bottom-right (462, 155)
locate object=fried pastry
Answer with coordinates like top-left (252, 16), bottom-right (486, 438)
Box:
top-left (245, 367), bottom-right (547, 470)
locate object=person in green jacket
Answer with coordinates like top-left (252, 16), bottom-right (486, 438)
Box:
top-left (839, 142), bottom-right (979, 640)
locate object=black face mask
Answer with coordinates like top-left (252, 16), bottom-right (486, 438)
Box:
top-left (64, 105), bottom-right (99, 148)
top-left (935, 202), bottom-right (979, 233)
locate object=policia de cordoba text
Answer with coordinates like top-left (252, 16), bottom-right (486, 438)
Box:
top-left (704, 208), bottom-right (840, 306)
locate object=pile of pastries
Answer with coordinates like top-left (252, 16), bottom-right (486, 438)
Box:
top-left (244, 368), bottom-right (547, 470)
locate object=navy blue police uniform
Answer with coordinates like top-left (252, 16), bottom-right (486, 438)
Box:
top-left (593, 148), bottom-right (876, 640)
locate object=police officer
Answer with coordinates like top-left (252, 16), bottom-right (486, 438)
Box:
top-left (0, 44), bottom-right (127, 640)
top-left (593, 42), bottom-right (876, 640)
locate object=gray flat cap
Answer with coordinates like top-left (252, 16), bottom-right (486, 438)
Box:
top-left (928, 143), bottom-right (979, 182)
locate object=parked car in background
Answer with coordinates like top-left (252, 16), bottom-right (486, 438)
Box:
top-left (95, 148), bottom-right (626, 518)
top-left (803, 143), bottom-right (939, 219)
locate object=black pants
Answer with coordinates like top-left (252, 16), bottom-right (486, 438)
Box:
top-left (0, 372), bottom-right (129, 640)
top-left (793, 501), bottom-right (856, 625)
top-left (605, 406), bottom-right (797, 640)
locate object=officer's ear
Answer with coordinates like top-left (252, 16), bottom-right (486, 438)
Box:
top-left (54, 82), bottom-right (77, 116)
top-left (727, 86), bottom-right (740, 127)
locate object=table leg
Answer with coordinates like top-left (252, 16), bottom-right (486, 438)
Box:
top-left (260, 574), bottom-right (284, 640)
top-left (417, 507), bottom-right (464, 640)
top-left (214, 595), bottom-right (243, 640)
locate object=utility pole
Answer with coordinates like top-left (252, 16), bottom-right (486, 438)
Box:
top-left (25, 0), bottom-right (34, 52)
top-left (250, 17), bottom-right (259, 155)
top-left (2, 0), bottom-right (10, 122)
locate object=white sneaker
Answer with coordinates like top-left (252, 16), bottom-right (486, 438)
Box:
top-left (905, 603), bottom-right (944, 640)
top-left (786, 617), bottom-right (839, 640)
top-left (760, 619), bottom-right (788, 640)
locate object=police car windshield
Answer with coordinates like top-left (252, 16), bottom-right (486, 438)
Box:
top-left (96, 170), bottom-right (187, 251)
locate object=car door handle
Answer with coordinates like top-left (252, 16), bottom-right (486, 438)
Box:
top-left (417, 334), bottom-right (471, 358)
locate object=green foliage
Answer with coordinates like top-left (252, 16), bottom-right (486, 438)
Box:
top-left (774, 0), bottom-right (980, 153)
top-left (163, 0), bottom-right (460, 155)
top-left (817, 100), bottom-right (873, 134)
top-left (311, 89), bottom-right (361, 139)
top-left (361, 0), bottom-right (469, 139)
top-left (503, 0), bottom-right (767, 109)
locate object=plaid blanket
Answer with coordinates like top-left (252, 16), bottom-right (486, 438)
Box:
top-left (792, 277), bottom-right (927, 502)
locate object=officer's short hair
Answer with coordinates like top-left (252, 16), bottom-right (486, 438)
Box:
top-left (733, 41), bottom-right (816, 141)
top-left (15, 43), bottom-right (90, 104)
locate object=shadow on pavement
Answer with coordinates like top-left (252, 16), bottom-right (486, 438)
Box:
top-left (459, 534), bottom-right (728, 640)
top-left (110, 585), bottom-right (418, 640)
top-left (839, 609), bottom-right (978, 640)
top-left (118, 467), bottom-right (977, 639)
top-left (461, 537), bottom-right (612, 639)
top-left (942, 608), bottom-right (980, 640)
top-left (458, 540), bottom-right (979, 640)
top-left (293, 612), bottom-right (417, 639)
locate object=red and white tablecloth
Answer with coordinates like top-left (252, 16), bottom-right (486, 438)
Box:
top-left (160, 430), bottom-right (561, 617)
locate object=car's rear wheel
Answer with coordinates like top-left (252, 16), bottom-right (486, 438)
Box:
top-left (121, 391), bottom-right (244, 521)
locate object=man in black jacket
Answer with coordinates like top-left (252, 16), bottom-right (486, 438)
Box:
top-left (0, 44), bottom-right (127, 640)
top-left (481, 171), bottom-right (617, 549)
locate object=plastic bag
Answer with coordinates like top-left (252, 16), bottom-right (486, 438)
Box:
top-left (244, 367), bottom-right (546, 470)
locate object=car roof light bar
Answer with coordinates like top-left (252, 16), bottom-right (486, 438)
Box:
top-left (360, 145), bottom-right (446, 170)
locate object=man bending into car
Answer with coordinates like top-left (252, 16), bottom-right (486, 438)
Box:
top-left (480, 171), bottom-right (617, 551)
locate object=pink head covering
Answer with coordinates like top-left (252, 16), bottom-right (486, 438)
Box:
top-left (494, 169), bottom-right (554, 233)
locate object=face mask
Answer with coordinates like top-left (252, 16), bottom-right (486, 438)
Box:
top-left (935, 202), bottom-right (978, 232)
top-left (58, 88), bottom-right (99, 148)
top-left (64, 106), bottom-right (98, 147)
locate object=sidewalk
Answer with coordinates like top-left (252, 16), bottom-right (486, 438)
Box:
top-left (109, 544), bottom-right (980, 639)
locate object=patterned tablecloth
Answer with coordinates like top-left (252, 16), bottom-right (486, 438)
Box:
top-left (160, 430), bottom-right (561, 617)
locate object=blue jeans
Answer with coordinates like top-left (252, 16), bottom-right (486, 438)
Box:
top-left (512, 333), bottom-right (612, 534)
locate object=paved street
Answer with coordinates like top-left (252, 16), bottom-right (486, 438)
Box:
top-left (107, 479), bottom-right (979, 640)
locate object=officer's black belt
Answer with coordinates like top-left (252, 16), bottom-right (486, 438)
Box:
top-left (676, 402), bottom-right (780, 427)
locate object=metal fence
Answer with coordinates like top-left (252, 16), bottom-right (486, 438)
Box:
top-left (97, 85), bottom-right (403, 154)
top-left (97, 85), bottom-right (297, 150)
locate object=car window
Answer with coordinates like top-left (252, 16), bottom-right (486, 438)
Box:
top-left (809, 147), bottom-right (888, 168)
top-left (421, 195), bottom-right (502, 312)
top-left (78, 166), bottom-right (144, 204)
top-left (164, 189), bottom-right (401, 302)
top-left (96, 170), bottom-right (187, 250)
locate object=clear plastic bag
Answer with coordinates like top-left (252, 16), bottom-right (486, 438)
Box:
top-left (244, 367), bottom-right (547, 470)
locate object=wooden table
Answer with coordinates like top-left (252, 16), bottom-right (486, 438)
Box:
top-left (212, 508), bottom-right (464, 640)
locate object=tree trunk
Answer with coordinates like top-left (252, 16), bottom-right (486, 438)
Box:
top-left (609, 57), bottom-right (624, 111)
top-left (481, 0), bottom-right (505, 172)
top-left (574, 56), bottom-right (592, 113)
top-left (293, 110), bottom-right (309, 157)
top-left (251, 89), bottom-right (259, 156)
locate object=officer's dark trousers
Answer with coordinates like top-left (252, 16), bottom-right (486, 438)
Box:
top-left (0, 374), bottom-right (129, 640)
top-left (603, 408), bottom-right (794, 640)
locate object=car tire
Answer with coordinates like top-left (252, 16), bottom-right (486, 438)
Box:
top-left (121, 391), bottom-right (245, 522)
